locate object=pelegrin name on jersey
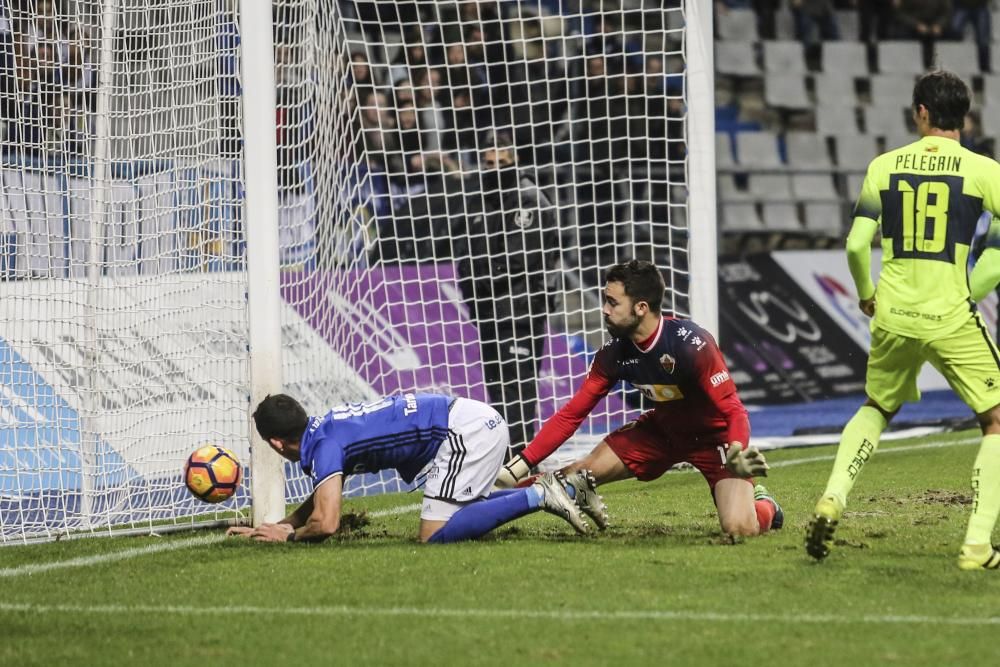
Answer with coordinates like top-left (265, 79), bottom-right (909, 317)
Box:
top-left (894, 153), bottom-right (961, 173)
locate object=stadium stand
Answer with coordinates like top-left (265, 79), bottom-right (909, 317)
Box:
top-left (2, 0), bottom-right (995, 260)
top-left (715, 0), bottom-right (995, 249)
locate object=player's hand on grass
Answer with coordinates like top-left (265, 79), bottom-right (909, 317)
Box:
top-left (725, 444), bottom-right (769, 478)
top-left (494, 453), bottom-right (531, 488)
top-left (226, 526), bottom-right (254, 537)
top-left (859, 296), bottom-right (876, 318)
top-left (251, 522), bottom-right (295, 543)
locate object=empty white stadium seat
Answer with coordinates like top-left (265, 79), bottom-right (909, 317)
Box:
top-left (877, 41), bottom-right (924, 75)
top-left (735, 131), bottom-right (784, 169)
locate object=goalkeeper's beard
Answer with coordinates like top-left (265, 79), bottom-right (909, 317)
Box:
top-left (605, 315), bottom-right (640, 339)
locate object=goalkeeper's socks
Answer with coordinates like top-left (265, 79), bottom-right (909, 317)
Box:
top-left (963, 434), bottom-right (1000, 546)
top-left (427, 489), bottom-right (536, 544)
top-left (754, 499), bottom-right (776, 533)
top-left (821, 405), bottom-right (887, 510)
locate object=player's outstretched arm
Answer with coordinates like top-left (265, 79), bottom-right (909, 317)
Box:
top-left (231, 476), bottom-right (344, 543)
top-left (495, 372), bottom-right (614, 488)
top-left (285, 474), bottom-right (343, 542)
top-left (281, 493), bottom-right (315, 529)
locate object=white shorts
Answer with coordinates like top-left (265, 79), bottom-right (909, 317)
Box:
top-left (420, 397), bottom-right (510, 521)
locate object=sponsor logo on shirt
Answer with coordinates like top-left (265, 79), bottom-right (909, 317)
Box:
top-left (710, 370), bottom-right (730, 387)
top-left (633, 383), bottom-right (684, 402)
top-left (889, 306), bottom-right (942, 322)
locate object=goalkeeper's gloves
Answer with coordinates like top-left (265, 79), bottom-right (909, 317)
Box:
top-left (494, 453), bottom-right (532, 488)
top-left (724, 444), bottom-right (769, 478)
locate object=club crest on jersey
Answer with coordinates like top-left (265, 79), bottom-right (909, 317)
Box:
top-left (513, 209), bottom-right (535, 228)
top-left (660, 353), bottom-right (676, 373)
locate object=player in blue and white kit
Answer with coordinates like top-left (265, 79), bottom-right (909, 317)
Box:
top-left (227, 392), bottom-right (606, 543)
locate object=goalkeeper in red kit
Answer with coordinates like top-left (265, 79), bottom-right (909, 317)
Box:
top-left (495, 260), bottom-right (783, 536)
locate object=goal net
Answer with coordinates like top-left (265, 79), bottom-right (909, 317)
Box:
top-left (0, 0), bottom-right (704, 544)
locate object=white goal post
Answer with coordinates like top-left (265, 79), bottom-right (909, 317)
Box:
top-left (0, 0), bottom-right (715, 544)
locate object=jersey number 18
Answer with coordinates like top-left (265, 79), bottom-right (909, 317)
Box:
top-left (896, 179), bottom-right (949, 254)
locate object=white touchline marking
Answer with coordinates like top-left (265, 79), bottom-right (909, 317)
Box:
top-left (661, 436), bottom-right (981, 476)
top-left (0, 436), bottom-right (981, 577)
top-left (0, 534), bottom-right (227, 578)
top-left (0, 503), bottom-right (422, 578)
top-left (769, 435), bottom-right (981, 469)
top-left (0, 601), bottom-right (997, 627)
top-left (367, 503), bottom-right (422, 517)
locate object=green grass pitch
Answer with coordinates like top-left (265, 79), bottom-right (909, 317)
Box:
top-left (2, 430), bottom-right (999, 666)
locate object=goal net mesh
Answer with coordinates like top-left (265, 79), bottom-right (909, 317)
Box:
top-left (0, 0), bottom-right (689, 543)
top-left (277, 0), bottom-right (689, 501)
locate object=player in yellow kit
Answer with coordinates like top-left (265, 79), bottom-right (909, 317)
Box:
top-left (805, 70), bottom-right (1000, 569)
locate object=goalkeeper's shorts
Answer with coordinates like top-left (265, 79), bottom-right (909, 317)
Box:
top-left (604, 412), bottom-right (745, 489)
top-left (420, 397), bottom-right (509, 521)
top-left (866, 313), bottom-right (1000, 414)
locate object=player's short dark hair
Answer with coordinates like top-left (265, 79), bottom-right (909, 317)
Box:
top-left (912, 70), bottom-right (970, 132)
top-left (253, 394), bottom-right (308, 443)
top-left (604, 260), bottom-right (666, 312)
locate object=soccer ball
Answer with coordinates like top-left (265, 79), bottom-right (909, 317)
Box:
top-left (184, 445), bottom-right (242, 503)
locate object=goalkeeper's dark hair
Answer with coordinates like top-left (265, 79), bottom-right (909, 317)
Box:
top-left (604, 260), bottom-right (666, 313)
top-left (253, 394), bottom-right (309, 443)
top-left (912, 70), bottom-right (969, 132)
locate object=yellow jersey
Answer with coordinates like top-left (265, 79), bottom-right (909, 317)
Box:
top-left (853, 135), bottom-right (1000, 337)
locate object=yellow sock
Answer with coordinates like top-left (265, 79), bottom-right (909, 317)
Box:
top-left (963, 434), bottom-right (1000, 546)
top-left (821, 405), bottom-right (887, 511)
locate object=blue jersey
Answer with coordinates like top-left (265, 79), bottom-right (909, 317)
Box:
top-left (299, 393), bottom-right (452, 488)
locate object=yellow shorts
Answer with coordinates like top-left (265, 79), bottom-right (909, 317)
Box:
top-left (866, 314), bottom-right (1000, 414)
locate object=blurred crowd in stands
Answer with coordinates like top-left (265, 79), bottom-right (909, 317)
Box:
top-left (7, 0), bottom-right (996, 257)
top-left (0, 0), bottom-right (94, 159)
top-left (322, 0), bottom-right (683, 242)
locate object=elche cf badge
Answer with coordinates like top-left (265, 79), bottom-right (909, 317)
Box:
top-left (660, 353), bottom-right (676, 374)
top-left (513, 209), bottom-right (535, 228)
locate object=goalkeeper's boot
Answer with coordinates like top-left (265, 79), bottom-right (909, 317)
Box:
top-left (535, 471), bottom-right (590, 535)
top-left (805, 494), bottom-right (843, 561)
top-left (957, 543), bottom-right (1000, 571)
top-left (564, 469), bottom-right (609, 530)
top-left (753, 484), bottom-right (784, 530)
